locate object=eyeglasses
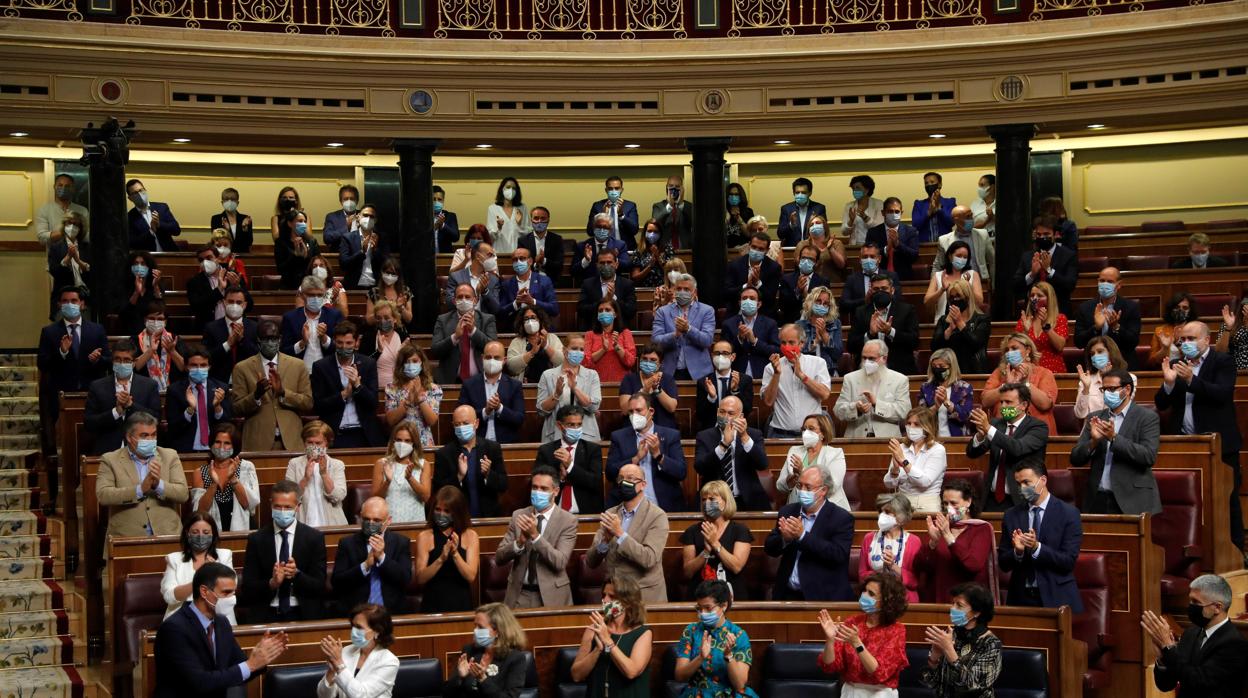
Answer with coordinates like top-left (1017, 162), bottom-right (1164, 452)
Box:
top-left (1100, 385), bottom-right (1126, 393)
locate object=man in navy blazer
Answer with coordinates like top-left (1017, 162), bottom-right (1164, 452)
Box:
top-left (606, 393), bottom-right (687, 512)
top-left (203, 287), bottom-right (258, 384)
top-left (721, 289), bottom-right (780, 380)
top-left (697, 340), bottom-right (755, 432)
top-left (998, 463), bottom-right (1084, 612)
top-left (841, 242), bottom-right (900, 320)
top-left (310, 321), bottom-right (384, 448)
top-left (652, 275), bottom-right (715, 381)
top-left (694, 396), bottom-right (770, 511)
top-left (1073, 267), bottom-right (1142, 370)
top-left (586, 176), bottom-right (640, 250)
top-left (764, 466), bottom-right (854, 601)
top-left (518, 207), bottom-right (564, 285)
top-left (153, 562), bottom-right (286, 698)
top-left (723, 232), bottom-right (782, 317)
top-left (1011, 218), bottom-right (1079, 315)
top-left (865, 197), bottom-right (921, 279)
top-left (578, 249), bottom-right (636, 331)
top-left (777, 178), bottom-right (827, 246)
top-left (126, 179), bottom-right (181, 252)
top-left (778, 245), bottom-right (829, 324)
top-left (458, 341), bottom-right (526, 445)
top-left (321, 185), bottom-right (359, 253)
top-left (279, 278), bottom-right (343, 365)
top-left (571, 228), bottom-right (632, 286)
top-left (186, 249), bottom-right (253, 332)
top-left (164, 345), bottom-right (232, 453)
top-left (84, 339), bottom-right (161, 456)
top-left (38, 287), bottom-right (110, 432)
top-left (331, 497), bottom-right (413, 614)
top-left (498, 247), bottom-right (558, 330)
top-left (433, 186), bottom-right (461, 253)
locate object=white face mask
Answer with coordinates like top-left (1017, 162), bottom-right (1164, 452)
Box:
top-left (63, 224), bottom-right (77, 238)
top-left (801, 429), bottom-right (821, 449)
top-left (862, 358), bottom-right (880, 375)
top-left (482, 257), bottom-right (498, 273)
top-left (483, 358), bottom-right (503, 375)
top-left (224, 303), bottom-right (244, 320)
top-left (222, 200), bottom-right (238, 213)
top-left (906, 426), bottom-right (925, 443)
top-left (524, 319), bottom-right (540, 335)
top-left (712, 355), bottom-right (731, 372)
top-left (667, 270), bottom-right (681, 285)
top-left (455, 299), bottom-right (475, 315)
top-left (215, 246), bottom-right (231, 258)
top-left (359, 215), bottom-right (375, 231)
top-left (502, 187), bottom-right (515, 202)
top-left (208, 589), bottom-right (237, 618)
top-left (393, 441), bottom-right (414, 459)
top-left (381, 273), bottom-right (399, 286)
top-left (146, 319), bottom-right (166, 335)
top-left (630, 413), bottom-right (648, 432)
top-left (878, 512), bottom-right (898, 531)
top-left (312, 266), bottom-right (328, 280)
top-left (202, 259), bottom-right (218, 274)
top-left (342, 199), bottom-right (358, 213)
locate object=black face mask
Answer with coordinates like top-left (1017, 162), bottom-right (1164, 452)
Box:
top-left (872, 291), bottom-right (891, 310)
top-left (1170, 309), bottom-right (1189, 324)
top-left (1187, 602), bottom-right (1213, 629)
top-left (617, 481), bottom-right (638, 501)
top-left (1034, 237), bottom-right (1054, 252)
top-left (279, 199), bottom-right (297, 212)
top-left (924, 183), bottom-right (939, 196)
top-left (949, 298), bottom-right (969, 312)
top-left (931, 367), bottom-right (948, 381)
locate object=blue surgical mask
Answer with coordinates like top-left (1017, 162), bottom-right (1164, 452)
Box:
top-left (61, 302), bottom-right (81, 320)
top-left (798, 258), bottom-right (815, 275)
top-left (748, 249), bottom-right (765, 264)
top-left (851, 189), bottom-right (866, 201)
top-left (812, 304), bottom-right (830, 318)
top-left (272, 509), bottom-right (296, 529)
top-left (809, 224), bottom-right (826, 238)
top-left (951, 256), bottom-right (968, 271)
top-left (513, 260), bottom-right (529, 275)
top-left (1180, 340), bottom-right (1200, 359)
top-left (797, 489), bottom-right (818, 509)
top-left (113, 362), bottom-right (134, 380)
top-left (645, 231), bottom-right (660, 244)
top-left (135, 438), bottom-right (158, 459)
top-left (305, 296), bottom-right (325, 313)
top-left (727, 194), bottom-right (741, 206)
top-left (699, 610), bottom-right (720, 627)
top-left (1102, 389), bottom-right (1124, 409)
top-left (861, 258), bottom-right (878, 274)
top-left (530, 489), bottom-right (552, 510)
top-left (606, 189), bottom-right (621, 201)
top-left (794, 193), bottom-right (809, 206)
top-left (563, 427), bottom-right (582, 444)
top-left (1191, 252), bottom-right (1209, 267)
top-left (859, 593), bottom-right (878, 614)
top-left (598, 312), bottom-right (615, 327)
top-left (433, 200), bottom-right (444, 213)
top-left (294, 222), bottom-right (309, 236)
top-left (474, 628), bottom-right (495, 648)
top-left (594, 228), bottom-right (609, 241)
top-left (532, 221), bottom-right (548, 233)
top-left (639, 359), bottom-right (658, 375)
top-left (350, 627), bottom-right (370, 649)
top-left (950, 607), bottom-right (969, 627)
top-left (961, 219), bottom-right (974, 233)
top-left (739, 299), bottom-right (758, 317)
top-left (454, 424), bottom-right (475, 443)
top-left (1097, 281), bottom-right (1116, 299)
top-left (1090, 353), bottom-right (1110, 371)
top-left (675, 290), bottom-right (693, 306)
top-left (567, 350), bottom-right (584, 366)
top-left (189, 367), bottom-right (209, 384)
top-left (884, 212), bottom-right (901, 227)
top-left (404, 362), bottom-right (422, 378)
top-left (1005, 349), bottom-right (1023, 367)
top-left (131, 264), bottom-right (149, 278)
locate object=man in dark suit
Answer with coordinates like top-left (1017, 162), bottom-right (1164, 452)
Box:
top-left (764, 466), bottom-right (854, 601)
top-left (605, 393), bottom-right (687, 512)
top-left (153, 562), bottom-right (287, 698)
top-left (1070, 370), bottom-right (1162, 515)
top-left (186, 247), bottom-right (252, 332)
top-left (311, 321), bottom-right (384, 449)
top-left (498, 247), bottom-right (558, 330)
top-left (1145, 574), bottom-right (1248, 698)
top-left (840, 242), bottom-right (899, 320)
top-left (164, 345), bottom-right (232, 453)
top-left (694, 396), bottom-right (769, 511)
top-left (1073, 266), bottom-right (1142, 370)
top-left (430, 284), bottom-right (498, 386)
top-left (577, 247), bottom-right (636, 331)
top-left (209, 188), bottom-right (253, 253)
top-left (126, 179), bottom-right (181, 252)
top-left (203, 286), bottom-right (258, 384)
top-left (1011, 216), bottom-right (1079, 315)
top-left (723, 231), bottom-right (782, 317)
top-left (1155, 321), bottom-right (1244, 552)
top-left (432, 187), bottom-right (460, 253)
top-left (586, 176), bottom-right (640, 250)
top-left (779, 244), bottom-right (829, 324)
top-left (518, 206), bottom-right (564, 286)
top-left (534, 405), bottom-right (604, 515)
top-left (998, 463), bottom-right (1084, 611)
top-left (458, 341), bottom-right (525, 444)
top-left (279, 277), bottom-right (343, 364)
top-left (1170, 233), bottom-right (1231, 269)
top-left (651, 175), bottom-right (693, 249)
top-left (38, 286), bottom-right (109, 464)
top-left (865, 197), bottom-right (921, 279)
top-left (721, 288), bottom-right (779, 382)
top-left (697, 340), bottom-right (754, 432)
top-left (571, 218), bottom-right (632, 287)
top-left (239, 480), bottom-right (327, 623)
top-left (777, 177), bottom-right (827, 246)
top-left (846, 274), bottom-right (919, 375)
top-left (331, 496), bottom-right (412, 615)
top-left (433, 405), bottom-right (509, 517)
top-left (321, 184), bottom-right (359, 253)
top-left (337, 205), bottom-right (386, 290)
top-left (84, 339), bottom-right (161, 456)
top-left (966, 383), bottom-right (1050, 512)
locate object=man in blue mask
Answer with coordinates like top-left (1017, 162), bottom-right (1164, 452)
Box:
top-left (931, 204), bottom-right (992, 284)
top-left (433, 185), bottom-right (461, 253)
top-left (84, 338), bottom-right (160, 455)
top-left (723, 231), bottom-right (781, 317)
top-left (496, 465), bottom-right (577, 608)
top-left (1070, 369), bottom-right (1161, 516)
top-left (777, 177), bottom-right (827, 246)
top-left (586, 175), bottom-right (639, 250)
top-left (433, 405), bottom-right (508, 517)
top-left (96, 411), bottom-right (187, 539)
top-left (238, 479), bottom-right (327, 623)
top-left (517, 206), bottom-right (564, 285)
top-left (125, 178), bottom-right (182, 252)
top-left (1074, 266), bottom-right (1141, 370)
top-left (280, 275), bottom-right (343, 374)
top-left (764, 466), bottom-right (854, 601)
top-left (534, 405), bottom-right (604, 514)
top-left (163, 344), bottom-right (231, 453)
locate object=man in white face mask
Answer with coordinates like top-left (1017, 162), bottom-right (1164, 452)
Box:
top-left (445, 241), bottom-right (502, 316)
top-left (460, 340), bottom-right (525, 443)
top-left (833, 339), bottom-right (911, 439)
top-left (280, 275), bottom-right (343, 374)
top-left (187, 247), bottom-right (245, 331)
top-left (203, 286), bottom-right (258, 383)
top-left (322, 184), bottom-right (361, 254)
top-left (696, 340), bottom-right (754, 432)
top-left (341, 203), bottom-right (383, 290)
top-left (431, 283), bottom-right (499, 386)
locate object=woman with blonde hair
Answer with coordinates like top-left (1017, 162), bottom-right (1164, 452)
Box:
top-left (653, 257), bottom-right (688, 309)
top-left (777, 413), bottom-right (850, 511)
top-left (800, 215), bottom-right (847, 281)
top-left (284, 420), bottom-right (347, 526)
top-left (444, 603), bottom-right (529, 697)
top-left (370, 420), bottom-right (430, 524)
top-left (1017, 280), bottom-right (1068, 374)
top-left (362, 299), bottom-right (406, 390)
top-left (884, 407), bottom-right (947, 513)
top-left (210, 228), bottom-right (249, 285)
top-left (982, 333), bottom-right (1058, 433)
top-left (570, 573), bottom-right (653, 696)
top-left (797, 286), bottom-right (844, 376)
top-left (931, 278), bottom-right (990, 374)
top-left (680, 480), bottom-right (755, 600)
top-left (383, 343), bottom-right (441, 446)
top-left (919, 349), bottom-right (974, 437)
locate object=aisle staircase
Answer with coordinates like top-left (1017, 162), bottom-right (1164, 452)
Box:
top-left (0, 354), bottom-right (85, 697)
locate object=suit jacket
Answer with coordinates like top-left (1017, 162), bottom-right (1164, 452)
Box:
top-left (578, 276), bottom-right (637, 331)
top-left (432, 438), bottom-right (508, 517)
top-left (1074, 297), bottom-right (1142, 370)
top-left (210, 211), bottom-right (254, 253)
top-left (164, 378), bottom-right (233, 453)
top-left (495, 504), bottom-right (577, 607)
top-left (1154, 620), bottom-right (1248, 698)
top-left (694, 426), bottom-right (770, 511)
top-left (1012, 245), bottom-right (1079, 315)
top-left (764, 501), bottom-right (855, 601)
top-left (1070, 402), bottom-right (1162, 515)
top-left (605, 424), bottom-right (687, 512)
top-left (186, 272), bottom-right (253, 333)
top-left (777, 201), bottom-right (828, 246)
top-left (128, 202), bottom-right (181, 252)
top-left (458, 373), bottom-right (526, 444)
top-left (847, 300), bottom-right (920, 376)
top-left (1154, 349), bottom-right (1242, 454)
top-left (723, 256), bottom-right (782, 316)
top-left (96, 446), bottom-right (188, 538)
top-left (570, 238), bottom-right (632, 286)
top-left (153, 603), bottom-right (251, 698)
top-left (444, 267), bottom-right (501, 315)
top-left (311, 354), bottom-right (385, 446)
top-left (911, 197), bottom-right (956, 242)
top-left (436, 210), bottom-right (461, 253)
top-left (274, 234), bottom-right (320, 290)
top-left (534, 438), bottom-right (604, 515)
top-left (998, 495), bottom-right (1084, 611)
top-left (840, 269), bottom-right (901, 321)
top-left (338, 231), bottom-right (387, 289)
top-left (832, 368), bottom-right (911, 439)
top-left (866, 223), bottom-right (922, 279)
top-left (721, 314), bottom-right (779, 379)
top-left (651, 200), bottom-right (694, 248)
top-left (586, 199), bottom-right (640, 249)
top-left (498, 273), bottom-right (558, 330)
top-left (84, 374), bottom-right (161, 455)
top-left (966, 416), bottom-right (1050, 507)
top-left (429, 310), bottom-right (498, 385)
top-left (652, 301), bottom-right (716, 381)
top-left (331, 530), bottom-right (413, 614)
top-left (1170, 255), bottom-right (1231, 269)
top-left (229, 353), bottom-right (314, 452)
top-left (322, 209), bottom-right (352, 253)
top-left (38, 319), bottom-right (110, 395)
top-left (279, 307), bottom-right (343, 360)
top-left (932, 229), bottom-right (995, 282)
top-left (778, 271), bottom-right (829, 324)
top-left (517, 231), bottom-right (565, 285)
top-left (695, 370), bottom-right (755, 433)
top-left (585, 497), bottom-right (670, 602)
top-left (203, 318), bottom-right (259, 384)
top-left (239, 522), bottom-right (327, 622)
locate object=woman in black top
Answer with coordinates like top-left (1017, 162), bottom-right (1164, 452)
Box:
top-left (725, 182), bottom-right (755, 248)
top-left (274, 208), bottom-right (319, 290)
top-left (415, 487), bottom-right (479, 614)
top-left (570, 573), bottom-right (653, 698)
top-left (680, 480), bottom-right (755, 600)
top-left (119, 250), bottom-right (162, 335)
top-left (443, 602), bottom-right (528, 698)
top-left (930, 278), bottom-right (991, 374)
top-left (631, 218), bottom-right (675, 288)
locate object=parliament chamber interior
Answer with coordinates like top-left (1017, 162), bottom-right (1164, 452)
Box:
top-left (1, 0), bottom-right (1247, 696)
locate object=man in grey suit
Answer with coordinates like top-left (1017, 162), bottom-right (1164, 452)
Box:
top-left (430, 283), bottom-right (498, 385)
top-left (586, 462), bottom-right (670, 602)
top-left (650, 174), bottom-right (693, 249)
top-left (1070, 369), bottom-right (1162, 515)
top-left (495, 465), bottom-right (578, 608)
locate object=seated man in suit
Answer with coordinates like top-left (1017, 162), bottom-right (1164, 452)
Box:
top-left (444, 240), bottom-right (502, 316)
top-left (280, 275), bottom-right (343, 373)
top-left (1145, 574), bottom-right (1248, 698)
top-left (779, 243), bottom-right (829, 324)
top-left (239, 479), bottom-right (327, 623)
top-left (840, 242), bottom-right (899, 320)
top-left (210, 187), bottom-right (254, 253)
top-left (586, 175), bottom-right (640, 250)
top-left (1070, 369), bottom-right (1162, 516)
top-left (517, 206), bottom-right (564, 286)
top-left (203, 285), bottom-right (258, 384)
top-left (998, 463), bottom-right (1084, 612)
top-left (846, 273), bottom-right (919, 375)
top-left (535, 405), bottom-right (604, 515)
top-left (764, 466), bottom-right (855, 601)
top-left (1171, 232), bottom-right (1232, 269)
top-left (865, 197), bottom-right (921, 279)
top-left (498, 246), bottom-right (557, 330)
top-left (96, 411), bottom-right (189, 539)
top-left (931, 205), bottom-right (993, 285)
top-left (832, 339), bottom-right (910, 439)
top-left (1073, 266), bottom-right (1142, 370)
top-left (433, 185), bottom-right (461, 253)
top-left (723, 231), bottom-right (782, 317)
top-left (966, 382), bottom-right (1050, 512)
top-left (311, 320), bottom-right (384, 448)
top-left (126, 178), bottom-right (181, 252)
top-left (331, 496), bottom-right (413, 615)
top-left (777, 177), bottom-right (827, 246)
top-left (84, 339), bottom-right (161, 455)
top-left (152, 562), bottom-right (287, 698)
top-left (571, 214), bottom-right (632, 286)
top-left (187, 246), bottom-right (251, 333)
top-left (586, 462), bottom-right (670, 602)
top-left (695, 396), bottom-right (770, 512)
top-left (496, 464), bottom-right (578, 608)
top-left (432, 405), bottom-right (508, 517)
top-left (652, 274), bottom-right (715, 381)
top-left (163, 344), bottom-right (231, 453)
top-left (577, 247), bottom-right (636, 331)
top-left (606, 393), bottom-right (687, 512)
top-left (696, 340), bottom-right (754, 433)
top-left (651, 175), bottom-right (693, 249)
top-left (430, 283), bottom-right (498, 386)
top-left (322, 184), bottom-right (360, 254)
top-left (458, 340), bottom-right (525, 444)
top-left (230, 318), bottom-right (314, 452)
top-left (1011, 216), bottom-right (1079, 315)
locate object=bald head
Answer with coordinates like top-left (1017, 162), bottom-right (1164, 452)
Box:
top-left (951, 205), bottom-right (972, 227)
top-left (619, 463), bottom-right (644, 483)
top-left (452, 404), bottom-right (478, 427)
top-left (360, 496), bottom-right (389, 522)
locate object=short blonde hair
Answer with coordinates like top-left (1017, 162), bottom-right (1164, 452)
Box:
top-left (801, 286), bottom-right (839, 322)
top-left (1027, 281), bottom-right (1059, 326)
top-left (945, 279), bottom-right (978, 316)
top-left (373, 299), bottom-right (397, 321)
top-left (1188, 232), bottom-right (1210, 247)
top-left (475, 603), bottom-right (527, 656)
top-left (998, 332), bottom-right (1040, 370)
top-left (927, 348), bottom-right (961, 386)
top-left (802, 413), bottom-right (837, 442)
top-left (301, 420), bottom-right (335, 445)
top-left (210, 228), bottom-right (233, 246)
top-left (699, 480), bottom-right (738, 520)
top-left (662, 258), bottom-right (687, 283)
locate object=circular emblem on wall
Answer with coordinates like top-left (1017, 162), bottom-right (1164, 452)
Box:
top-left (95, 79), bottom-right (125, 105)
top-left (701, 89), bottom-right (727, 115)
top-left (408, 90), bottom-right (434, 115)
top-left (997, 76), bottom-right (1026, 102)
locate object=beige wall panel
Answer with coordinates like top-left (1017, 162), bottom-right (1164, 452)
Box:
top-left (129, 79), bottom-right (168, 106)
top-left (662, 91), bottom-right (702, 115)
top-left (1028, 73), bottom-right (1065, 99)
top-left (0, 170), bottom-right (36, 235)
top-left (0, 252), bottom-right (53, 343)
top-left (958, 78), bottom-right (999, 103)
top-left (435, 91), bottom-right (473, 115)
top-left (369, 89), bottom-right (408, 115)
top-left (726, 89), bottom-right (764, 113)
top-left (52, 76), bottom-right (98, 104)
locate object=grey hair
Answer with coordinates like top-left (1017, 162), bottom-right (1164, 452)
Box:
top-left (593, 212), bottom-right (612, 226)
top-left (125, 410), bottom-right (158, 435)
top-left (864, 338), bottom-right (890, 358)
top-left (1190, 574), bottom-right (1232, 607)
top-left (675, 273), bottom-right (697, 289)
top-left (746, 215), bottom-right (769, 231)
top-left (779, 322), bottom-right (807, 345)
top-left (300, 275), bottom-right (326, 293)
top-left (875, 492), bottom-right (913, 523)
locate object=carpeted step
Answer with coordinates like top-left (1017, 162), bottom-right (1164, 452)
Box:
top-left (0, 450), bottom-right (37, 471)
top-left (0, 416), bottom-right (40, 436)
top-left (0, 469), bottom-right (30, 489)
top-left (0, 635), bottom-right (74, 670)
top-left (0, 534), bottom-right (49, 558)
top-left (0, 382), bottom-right (38, 399)
top-left (0, 666), bottom-right (83, 697)
top-left (0, 610), bottom-right (68, 639)
top-left (0, 354), bottom-right (37, 368)
top-left (0, 366), bottom-right (37, 382)
top-left (0, 512), bottom-right (45, 536)
top-left (0, 581), bottom-right (65, 613)
top-left (0, 489), bottom-right (33, 511)
top-left (0, 397), bottom-right (38, 416)
top-left (0, 557), bottom-right (54, 581)
top-left (0, 435), bottom-right (39, 450)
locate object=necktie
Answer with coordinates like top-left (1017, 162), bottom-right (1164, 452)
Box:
top-left (196, 385), bottom-right (210, 448)
top-left (670, 206), bottom-right (681, 248)
top-left (205, 622), bottom-right (216, 659)
top-left (720, 377), bottom-right (729, 403)
top-left (559, 446), bottom-right (574, 510)
top-left (526, 514), bottom-right (546, 585)
top-left (994, 424), bottom-right (1016, 503)
top-left (459, 322), bottom-right (473, 382)
top-left (1030, 506), bottom-right (1043, 533)
top-left (68, 324), bottom-right (80, 357)
top-left (720, 438), bottom-right (736, 494)
top-left (367, 540), bottom-right (384, 605)
top-left (278, 530), bottom-right (291, 614)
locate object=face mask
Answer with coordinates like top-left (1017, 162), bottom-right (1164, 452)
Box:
top-left (727, 194), bottom-right (741, 206)
top-left (1034, 237), bottom-right (1054, 251)
top-left (617, 480), bottom-right (638, 501)
top-left (378, 320), bottom-right (395, 334)
top-left (305, 296), bottom-right (326, 313)
top-left (999, 405), bottom-right (1021, 421)
top-left (259, 339), bottom-right (280, 360)
top-left (146, 319), bottom-right (166, 335)
top-left (802, 429), bottom-right (821, 449)
top-left (1187, 603), bottom-right (1213, 629)
top-left (1180, 340), bottom-right (1201, 359)
top-left (946, 506), bottom-right (965, 524)
top-left (961, 219), bottom-right (974, 234)
top-left (454, 424), bottom-right (475, 443)
top-left (210, 446), bottom-right (232, 461)
top-left (793, 193), bottom-right (809, 206)
top-left (566, 349), bottom-right (584, 366)
top-left (1005, 349), bottom-right (1023, 367)
top-left (222, 200), bottom-right (238, 213)
top-left (215, 247), bottom-right (233, 261)
top-left (188, 533), bottom-right (214, 552)
top-left (468, 239), bottom-right (482, 249)
top-left (862, 359), bottom-right (880, 375)
top-left (629, 413), bottom-right (648, 432)
top-left (61, 303), bottom-right (81, 321)
top-left (675, 290), bottom-right (693, 306)
top-left (1103, 389), bottom-right (1124, 409)
top-left (342, 199), bottom-right (358, 213)
top-left (601, 600), bottom-right (622, 619)
top-left (55, 185), bottom-right (70, 199)
top-left (307, 444), bottom-right (327, 460)
top-left (532, 221), bottom-right (548, 233)
top-left (950, 607), bottom-right (969, 627)
top-left (355, 214), bottom-right (374, 231)
top-left (667, 271), bottom-right (681, 285)
top-left (224, 303), bottom-right (244, 320)
top-left (638, 360), bottom-right (658, 376)
top-left (712, 355), bottom-right (731, 372)
top-left (812, 303), bottom-right (829, 317)
top-left (335, 348), bottom-right (356, 363)
top-left (63, 224), bottom-right (77, 238)
top-left (699, 610), bottom-right (720, 627)
top-left (474, 627), bottom-right (495, 647)
top-left (809, 224), bottom-right (826, 238)
top-left (433, 200), bottom-right (444, 214)
top-left (878, 512), bottom-right (898, 531)
top-left (884, 212), bottom-right (901, 227)
top-left (361, 520), bottom-right (383, 538)
top-left (738, 299), bottom-right (758, 317)
top-left (481, 257), bottom-right (498, 274)
top-left (393, 441), bottom-right (414, 459)
top-left (433, 513), bottom-right (453, 530)
top-left (513, 261), bottom-right (529, 276)
top-left (132, 264), bottom-right (149, 278)
top-left (311, 266), bottom-right (329, 281)
top-left (851, 189), bottom-right (866, 201)
top-left (951, 256), bottom-right (968, 271)
top-left (563, 427), bottom-right (582, 444)
top-left (114, 362), bottom-right (134, 379)
top-left (279, 198), bottom-right (298, 212)
top-left (1097, 281), bottom-right (1116, 300)
top-left (872, 291), bottom-right (891, 310)
top-left (404, 361), bottom-right (422, 378)
top-left (748, 249), bottom-right (765, 264)
top-left (598, 264), bottom-right (615, 280)
top-left (1020, 485), bottom-right (1040, 504)
top-left (931, 367), bottom-right (948, 382)
top-left (781, 345), bottom-right (801, 363)
top-left (530, 489), bottom-right (552, 510)
top-left (861, 258), bottom-right (879, 274)
top-left (135, 438), bottom-right (158, 459)
top-left (483, 358), bottom-right (503, 375)
top-left (502, 187), bottom-right (515, 202)
top-left (189, 367), bottom-right (209, 384)
top-left (132, 191), bottom-right (150, 207)
top-left (906, 426), bottom-right (925, 443)
top-left (593, 227), bottom-right (610, 242)
top-left (1170, 308), bottom-right (1189, 324)
top-left (201, 258), bottom-right (218, 274)
top-left (597, 312), bottom-right (615, 327)
top-left (209, 591), bottom-right (236, 618)
top-left (924, 183), bottom-right (939, 196)
top-left (949, 298), bottom-right (969, 313)
top-left (294, 222), bottom-right (309, 236)
top-left (455, 299), bottom-right (475, 315)
top-left (524, 319), bottom-right (541, 335)
top-left (668, 187), bottom-right (681, 199)
top-left (1090, 353), bottom-right (1110, 371)
top-left (1191, 253), bottom-right (1209, 267)
top-left (798, 258), bottom-right (815, 275)
top-left (645, 231), bottom-right (660, 244)
top-left (350, 627), bottom-right (370, 649)
top-left (859, 593), bottom-right (878, 614)
top-left (606, 189), bottom-right (621, 202)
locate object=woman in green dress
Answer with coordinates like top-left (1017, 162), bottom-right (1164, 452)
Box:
top-left (674, 579), bottom-right (759, 698)
top-left (570, 573), bottom-right (653, 697)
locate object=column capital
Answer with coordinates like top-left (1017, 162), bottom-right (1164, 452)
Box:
top-left (684, 136), bottom-right (733, 155)
top-left (986, 123), bottom-right (1037, 144)
top-left (390, 138), bottom-right (442, 153)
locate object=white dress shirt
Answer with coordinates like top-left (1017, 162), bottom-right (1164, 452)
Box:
top-left (761, 353), bottom-right (831, 432)
top-left (883, 442), bottom-right (948, 501)
top-left (271, 521), bottom-right (300, 608)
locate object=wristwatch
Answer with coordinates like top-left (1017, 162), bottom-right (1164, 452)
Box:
top-left (1042, 323), bottom-right (1052, 332)
top-left (855, 644), bottom-right (866, 654)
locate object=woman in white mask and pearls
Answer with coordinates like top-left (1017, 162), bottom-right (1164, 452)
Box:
top-left (776, 413), bottom-right (850, 511)
top-left (317, 604), bottom-right (399, 698)
top-left (859, 493), bottom-right (922, 602)
top-left (882, 407), bottom-right (947, 513)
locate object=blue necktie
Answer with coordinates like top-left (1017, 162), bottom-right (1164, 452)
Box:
top-left (367, 540), bottom-right (384, 605)
top-left (68, 324), bottom-right (80, 357)
top-left (278, 530), bottom-right (291, 614)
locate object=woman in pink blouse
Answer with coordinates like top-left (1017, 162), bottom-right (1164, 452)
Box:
top-left (583, 299), bottom-right (636, 383)
top-left (859, 493), bottom-right (923, 603)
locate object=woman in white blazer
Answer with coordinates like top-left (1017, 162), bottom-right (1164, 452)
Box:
top-left (161, 513), bottom-right (236, 623)
top-left (776, 413), bottom-right (851, 512)
top-left (318, 604), bottom-right (400, 698)
top-left (285, 421), bottom-right (348, 527)
top-left (882, 407), bottom-right (948, 513)
top-left (190, 423), bottom-right (260, 532)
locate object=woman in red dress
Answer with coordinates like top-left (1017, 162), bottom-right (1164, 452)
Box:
top-left (1015, 281), bottom-right (1068, 374)
top-left (917, 478), bottom-right (999, 603)
top-left (816, 572), bottom-right (910, 698)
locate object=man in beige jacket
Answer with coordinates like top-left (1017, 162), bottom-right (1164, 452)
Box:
top-left (96, 411), bottom-right (188, 539)
top-left (230, 318), bottom-right (313, 452)
top-left (496, 464), bottom-right (578, 608)
top-left (586, 462), bottom-right (670, 602)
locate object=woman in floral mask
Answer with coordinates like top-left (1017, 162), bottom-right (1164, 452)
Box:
top-left (917, 479), bottom-right (999, 603)
top-left (283, 420), bottom-right (346, 526)
top-left (570, 573), bottom-right (652, 697)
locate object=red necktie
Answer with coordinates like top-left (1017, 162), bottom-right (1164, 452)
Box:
top-left (560, 446), bottom-right (574, 510)
top-left (459, 324), bottom-right (472, 381)
top-left (886, 230), bottom-right (896, 272)
top-left (994, 424), bottom-right (1015, 503)
top-left (670, 207), bottom-right (681, 248)
top-left (197, 384), bottom-right (210, 448)
top-left (205, 622), bottom-right (216, 659)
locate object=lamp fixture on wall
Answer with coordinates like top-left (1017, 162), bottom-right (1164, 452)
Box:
top-left (475, 144), bottom-right (493, 149)
top-left (10, 132), bottom-right (28, 138)
top-left (773, 139), bottom-right (791, 145)
top-left (624, 143), bottom-right (641, 149)
top-left (172, 138), bottom-right (191, 143)
top-left (928, 133), bottom-right (947, 139)
top-left (326, 142), bottom-right (345, 148)
top-left (1086, 124), bottom-right (1107, 130)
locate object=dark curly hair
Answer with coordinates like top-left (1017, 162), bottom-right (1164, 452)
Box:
top-left (350, 603), bottom-right (394, 648)
top-left (861, 572), bottom-right (908, 626)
